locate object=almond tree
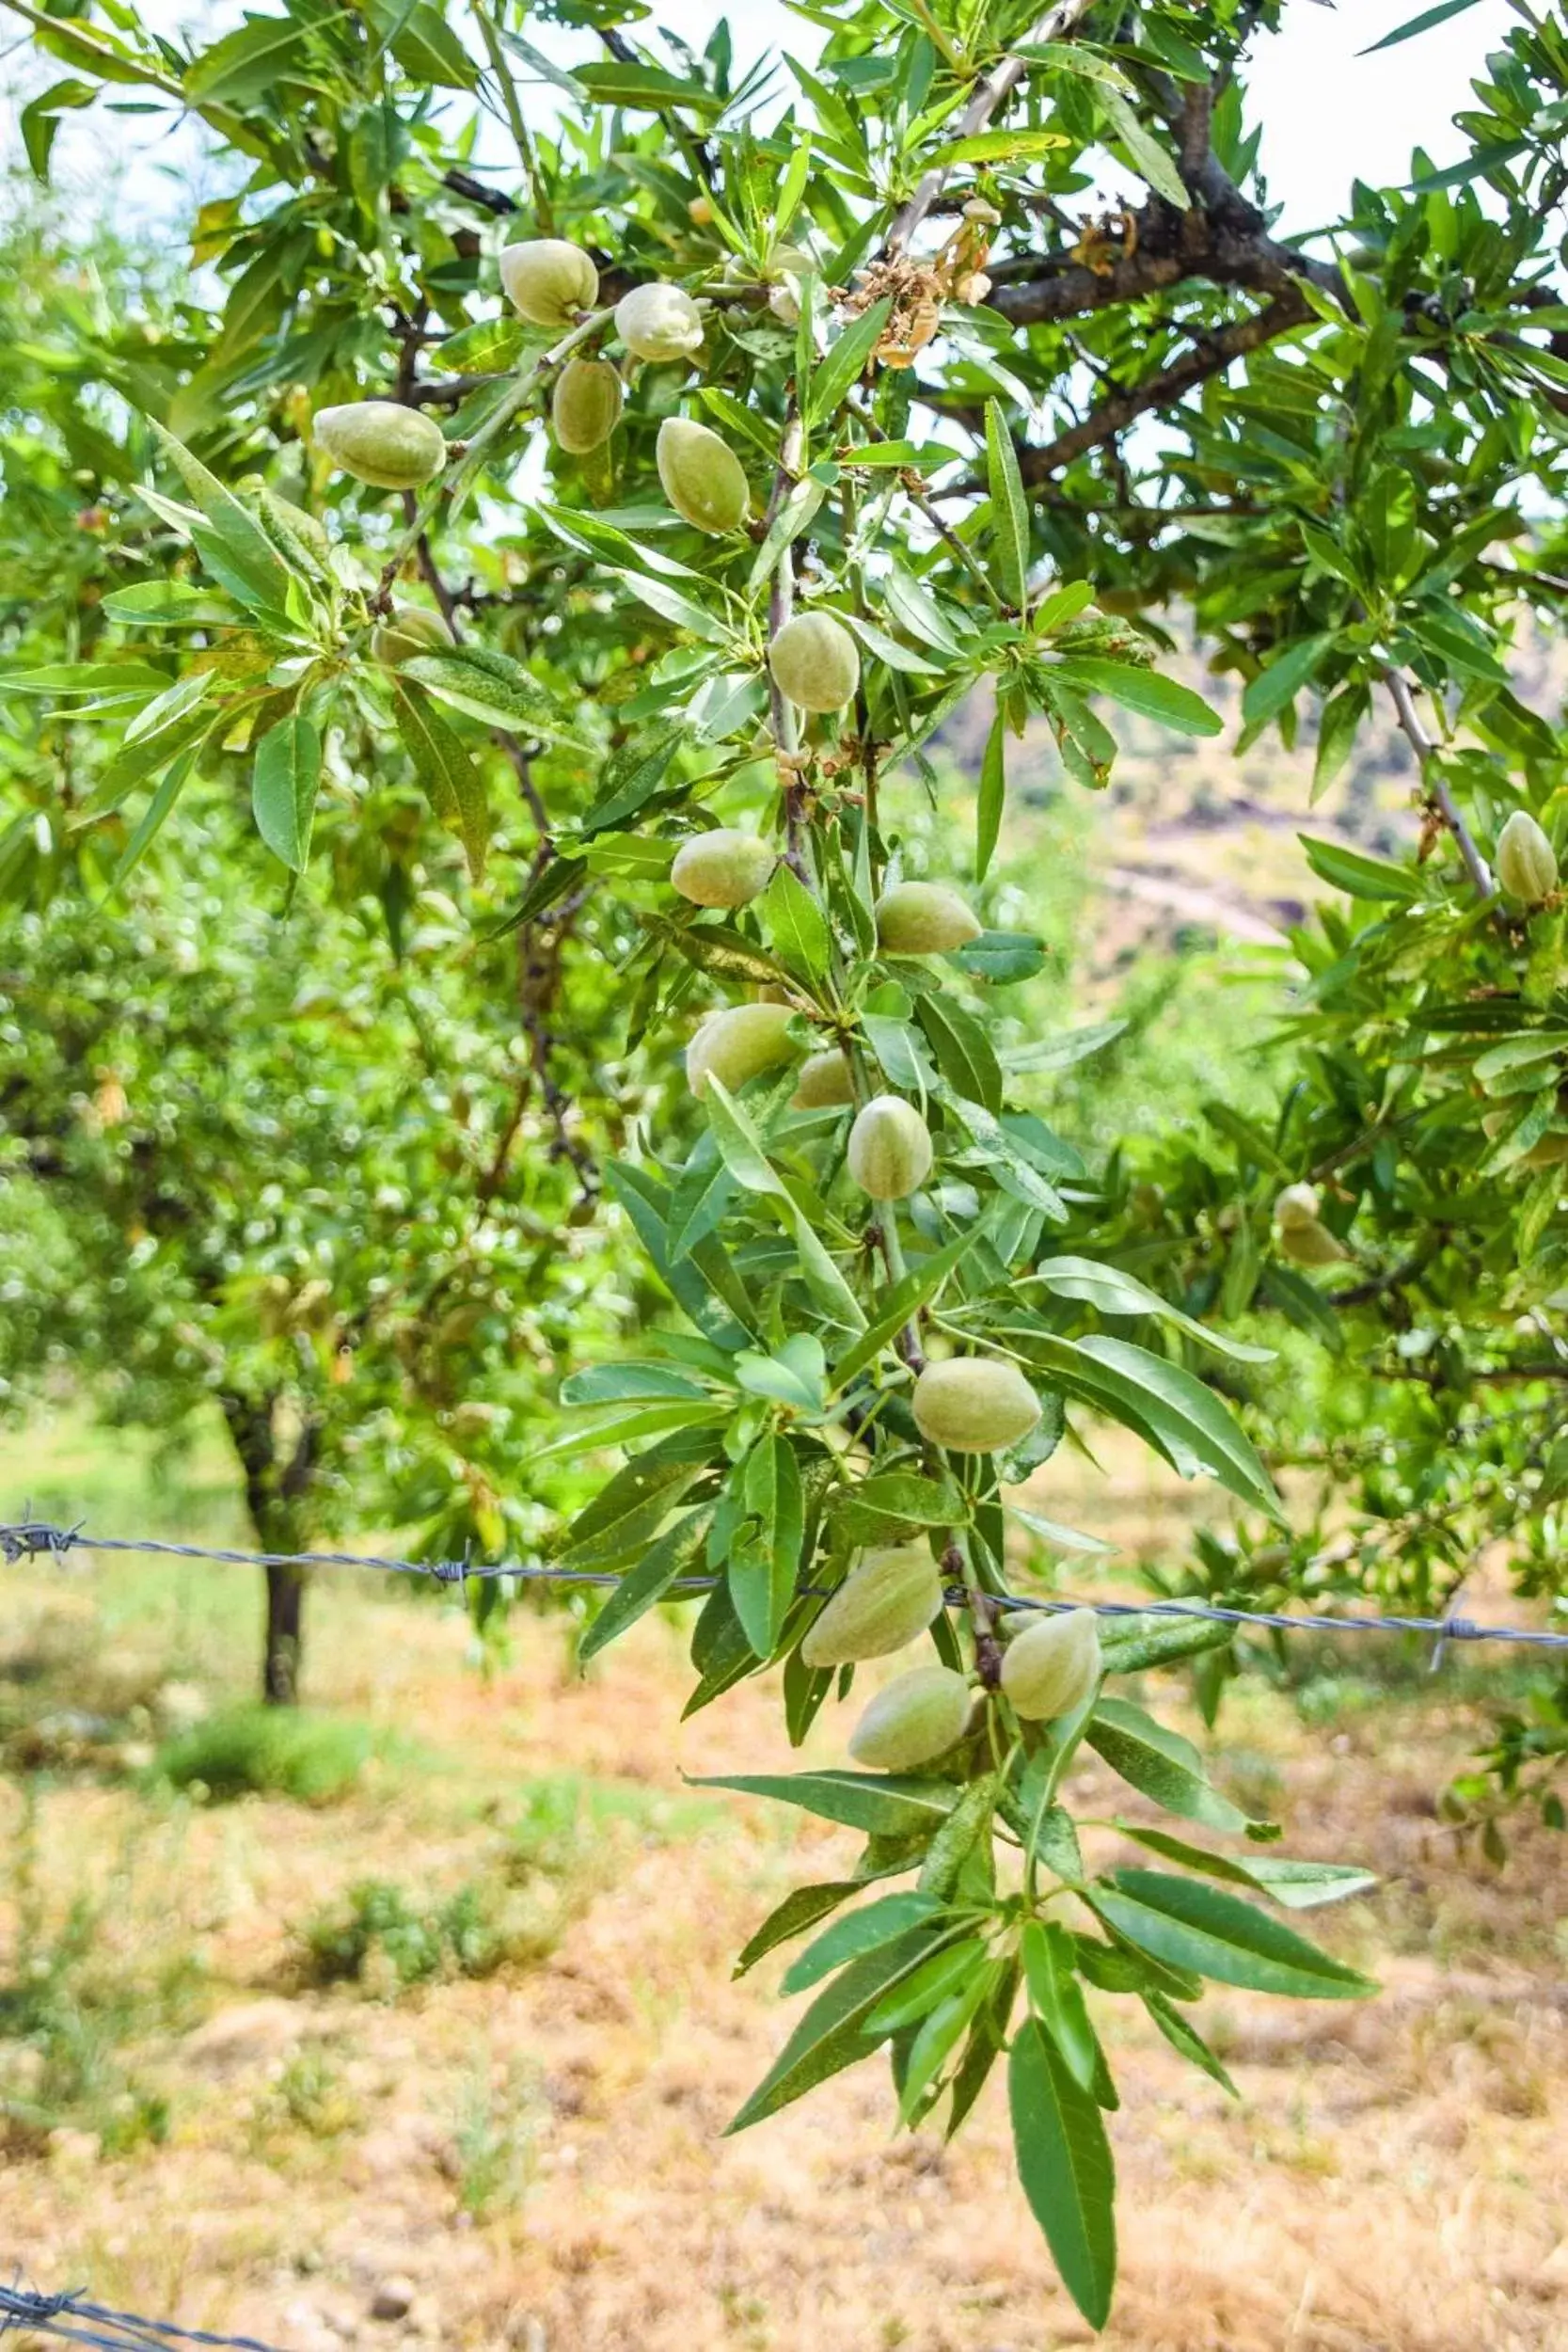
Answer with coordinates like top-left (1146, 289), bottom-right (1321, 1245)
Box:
top-left (6, 0), bottom-right (1568, 2322)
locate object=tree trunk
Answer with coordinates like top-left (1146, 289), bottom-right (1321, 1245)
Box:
top-left (218, 1389), bottom-right (320, 1708)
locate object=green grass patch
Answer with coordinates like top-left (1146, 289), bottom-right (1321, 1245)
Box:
top-left (154, 1707), bottom-right (385, 1804)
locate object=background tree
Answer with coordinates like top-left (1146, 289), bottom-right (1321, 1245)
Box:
top-left (4, 0), bottom-right (1568, 2324)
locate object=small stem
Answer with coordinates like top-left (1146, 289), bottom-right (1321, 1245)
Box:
top-left (948, 1536), bottom-right (1003, 1689)
top-left (766, 407), bottom-right (810, 879)
top-left (472, 0), bottom-right (552, 229)
top-left (1383, 664), bottom-right (1496, 901)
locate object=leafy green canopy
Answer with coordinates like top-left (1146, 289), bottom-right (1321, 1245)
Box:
top-left (4, 0), bottom-right (1568, 2323)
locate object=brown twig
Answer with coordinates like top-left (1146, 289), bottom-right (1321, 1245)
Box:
top-left (1383, 666), bottom-right (1495, 901)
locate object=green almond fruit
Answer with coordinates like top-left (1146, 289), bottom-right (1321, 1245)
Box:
top-left (846, 1094), bottom-right (933, 1200)
top-left (686, 1003), bottom-right (799, 1097)
top-left (312, 402), bottom-right (447, 490)
top-left (670, 829), bottom-right (776, 909)
top-left (792, 1049), bottom-right (856, 1110)
top-left (847, 1665), bottom-right (971, 1770)
top-left (800, 1543), bottom-right (944, 1668)
top-left (551, 358), bottom-right (624, 455)
top-left (1278, 1216), bottom-right (1350, 1266)
top-left (1273, 1183), bottom-right (1321, 1232)
top-left (615, 282), bottom-right (705, 362)
top-left (370, 603), bottom-right (455, 666)
top-left (767, 611), bottom-right (861, 714)
top-left (656, 418), bottom-right (750, 535)
top-left (1497, 809), bottom-right (1558, 904)
top-left (911, 1358), bottom-right (1041, 1454)
top-left (875, 881), bottom-right (983, 955)
top-left (499, 238), bottom-right (599, 327)
top-left (998, 1607), bottom-right (1101, 1722)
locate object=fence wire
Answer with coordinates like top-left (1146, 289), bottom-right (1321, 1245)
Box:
top-left (0, 2285), bottom-right (291, 2352)
top-left (4, 1518), bottom-right (1566, 1652)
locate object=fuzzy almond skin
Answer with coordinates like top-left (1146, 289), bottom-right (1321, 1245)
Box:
top-left (911, 1358), bottom-right (1041, 1453)
top-left (370, 604), bottom-right (454, 665)
top-left (551, 358), bottom-right (623, 454)
top-left (848, 1665), bottom-right (971, 1770)
top-left (999, 1608), bottom-right (1102, 1722)
top-left (686, 1003), bottom-right (799, 1098)
top-left (875, 881), bottom-right (983, 955)
top-left (792, 1049), bottom-right (856, 1110)
top-left (847, 1094), bottom-right (933, 1200)
top-left (499, 239), bottom-right (598, 326)
top-left (768, 612), bottom-right (861, 713)
top-left (615, 282), bottom-right (705, 361)
top-left (657, 419), bottom-right (750, 535)
top-left (670, 829), bottom-right (776, 909)
top-left (312, 402), bottom-right (447, 490)
top-left (1273, 1183), bottom-right (1321, 1232)
top-left (1497, 809), bottom-right (1559, 903)
top-left (800, 1545), bottom-right (943, 1668)
top-left (1277, 1216), bottom-right (1350, 1266)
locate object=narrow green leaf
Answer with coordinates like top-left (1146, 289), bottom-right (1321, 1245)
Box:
top-left (1087, 1699), bottom-right (1257, 1834)
top-left (725, 1928), bottom-right (935, 2133)
top-left (251, 710), bottom-right (321, 873)
top-left (578, 1509), bottom-right (712, 1662)
top-left (780, 1892), bottom-right (942, 1994)
top-left (976, 705), bottom-right (1006, 882)
top-left (806, 296), bottom-right (894, 425)
top-left (689, 1769), bottom-right (958, 1838)
top-left (984, 400), bottom-right (1030, 610)
top-left (1008, 2020), bottom-right (1117, 2330)
top-left (1050, 658), bottom-right (1222, 737)
top-left (1091, 1870), bottom-right (1377, 1998)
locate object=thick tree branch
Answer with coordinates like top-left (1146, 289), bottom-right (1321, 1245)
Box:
top-left (1014, 285), bottom-right (1310, 483)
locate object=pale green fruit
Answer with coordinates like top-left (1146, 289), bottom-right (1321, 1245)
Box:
top-left (1273, 1183), bottom-right (1321, 1232)
top-left (875, 881), bottom-right (983, 955)
top-left (800, 1544), bottom-right (943, 1668)
top-left (312, 402), bottom-right (447, 490)
top-left (999, 1608), bottom-right (1102, 1722)
top-left (1519, 1134), bottom-right (1568, 1169)
top-left (499, 239), bottom-right (598, 326)
top-left (670, 829), bottom-right (776, 909)
top-left (848, 1665), bottom-right (971, 1770)
top-left (768, 612), bottom-right (862, 713)
top-left (912, 1358), bottom-right (1041, 1453)
top-left (687, 1003), bottom-right (799, 1097)
top-left (792, 1049), bottom-right (855, 1110)
top-left (1497, 809), bottom-right (1559, 904)
top-left (615, 282), bottom-right (705, 362)
top-left (656, 419), bottom-right (750, 535)
top-left (551, 358), bottom-right (623, 454)
top-left (847, 1094), bottom-right (933, 1200)
top-left (1278, 1217), bottom-right (1349, 1266)
top-left (370, 604), bottom-right (454, 665)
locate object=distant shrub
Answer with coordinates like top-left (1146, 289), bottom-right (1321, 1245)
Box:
top-left (154, 1708), bottom-right (376, 1804)
top-left (296, 1878), bottom-right (513, 1994)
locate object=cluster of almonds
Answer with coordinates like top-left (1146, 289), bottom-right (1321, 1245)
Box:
top-left (800, 1536), bottom-right (1102, 1767)
top-left (310, 230), bottom-right (1065, 1767)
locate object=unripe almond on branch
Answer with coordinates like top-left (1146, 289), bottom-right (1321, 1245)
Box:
top-left (847, 1094), bottom-right (933, 1200)
top-left (615, 282), bottom-right (705, 362)
top-left (999, 1608), bottom-right (1101, 1722)
top-left (768, 611), bottom-right (861, 713)
top-left (312, 401), bottom-right (447, 489)
top-left (1497, 809), bottom-right (1558, 904)
top-left (848, 1665), bottom-right (971, 1770)
top-left (686, 1003), bottom-right (799, 1097)
top-left (371, 603), bottom-right (454, 665)
top-left (670, 828), bottom-right (776, 909)
top-left (551, 358), bottom-right (623, 454)
top-left (792, 1049), bottom-right (856, 1110)
top-left (499, 238), bottom-right (598, 326)
top-left (1273, 1183), bottom-right (1321, 1232)
top-left (800, 1544), bottom-right (944, 1667)
top-left (875, 881), bottom-right (983, 954)
top-left (657, 418), bottom-right (750, 535)
top-left (1278, 1218), bottom-right (1349, 1266)
top-left (912, 1358), bottom-right (1041, 1453)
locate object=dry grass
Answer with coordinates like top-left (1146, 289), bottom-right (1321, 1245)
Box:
top-left (1, 1501), bottom-right (1565, 2352)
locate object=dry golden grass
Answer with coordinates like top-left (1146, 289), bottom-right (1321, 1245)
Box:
top-left (1, 1511), bottom-right (1565, 2352)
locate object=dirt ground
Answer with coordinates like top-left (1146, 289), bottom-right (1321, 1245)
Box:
top-left (1, 1518), bottom-right (1565, 2352)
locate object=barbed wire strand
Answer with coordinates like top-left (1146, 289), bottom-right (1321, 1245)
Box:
top-left (0, 2284), bottom-right (291, 2352)
top-left (4, 1519), bottom-right (1566, 1650)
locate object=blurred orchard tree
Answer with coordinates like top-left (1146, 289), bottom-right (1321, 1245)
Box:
top-left (3, 0), bottom-right (1568, 2321)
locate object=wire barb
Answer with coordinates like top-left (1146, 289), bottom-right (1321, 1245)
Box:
top-left (0, 2286), bottom-right (292, 2352)
top-left (5, 1519), bottom-right (1566, 1650)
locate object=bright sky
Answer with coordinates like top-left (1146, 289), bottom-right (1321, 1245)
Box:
top-left (3, 0), bottom-right (1515, 241)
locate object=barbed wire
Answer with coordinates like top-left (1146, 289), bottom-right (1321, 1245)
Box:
top-left (0, 2284), bottom-right (290, 2352)
top-left (4, 1518), bottom-right (1566, 1652)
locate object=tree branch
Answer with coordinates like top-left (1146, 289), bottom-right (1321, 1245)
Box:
top-left (1383, 666), bottom-right (1496, 900)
